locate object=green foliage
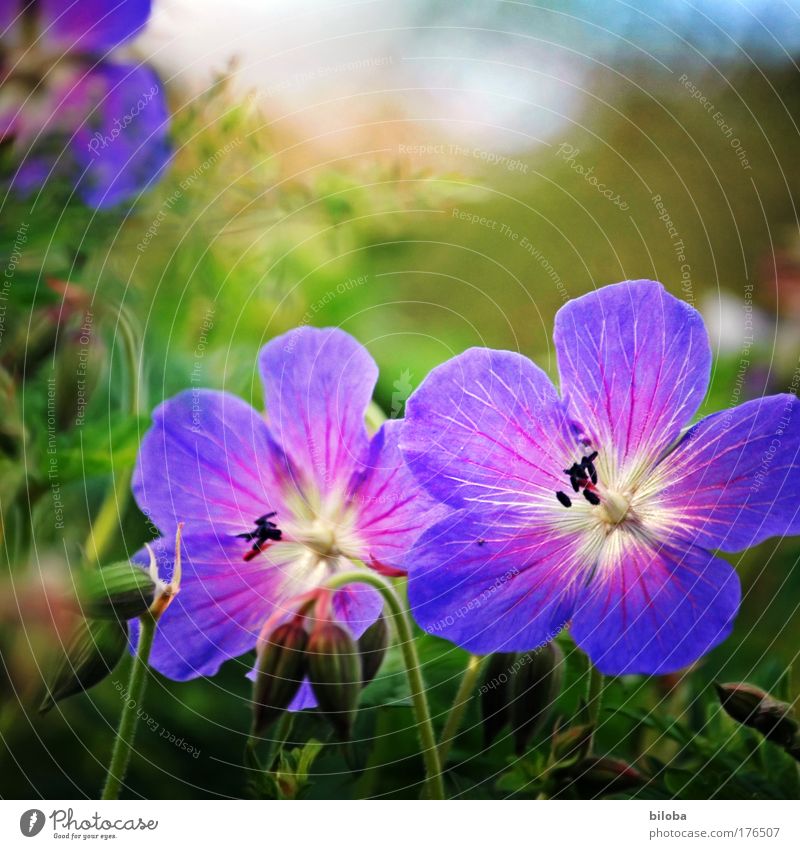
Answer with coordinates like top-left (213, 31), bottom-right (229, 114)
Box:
top-left (39, 617), bottom-right (128, 714)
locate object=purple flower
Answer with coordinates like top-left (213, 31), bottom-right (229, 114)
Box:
top-left (1, 1), bottom-right (170, 208)
top-left (400, 280), bottom-right (800, 675)
top-left (131, 327), bottom-right (443, 701)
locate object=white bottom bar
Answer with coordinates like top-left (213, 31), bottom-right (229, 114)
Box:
top-left (1, 799), bottom-right (797, 848)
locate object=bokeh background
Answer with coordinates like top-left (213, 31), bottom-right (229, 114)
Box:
top-left (2, 0), bottom-right (800, 799)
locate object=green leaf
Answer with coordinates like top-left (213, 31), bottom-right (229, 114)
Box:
top-left (268, 740), bottom-right (324, 799)
top-left (608, 706), bottom-right (693, 746)
top-left (44, 415), bottom-right (146, 482)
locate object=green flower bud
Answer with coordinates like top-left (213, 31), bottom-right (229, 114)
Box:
top-left (510, 641), bottom-right (564, 754)
top-left (252, 620), bottom-right (309, 735)
top-left (307, 621), bottom-right (361, 741)
top-left (39, 617), bottom-right (128, 713)
top-left (78, 563), bottom-right (156, 621)
top-left (480, 652), bottom-right (517, 746)
top-left (715, 682), bottom-right (799, 747)
top-left (357, 612), bottom-right (389, 685)
top-left (551, 722), bottom-right (596, 763)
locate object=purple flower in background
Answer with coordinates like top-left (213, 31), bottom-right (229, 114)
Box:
top-left (400, 279), bottom-right (800, 675)
top-left (1, 0), bottom-right (170, 208)
top-left (132, 327), bottom-right (443, 704)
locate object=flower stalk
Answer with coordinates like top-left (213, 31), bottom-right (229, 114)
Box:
top-left (101, 611), bottom-right (156, 800)
top-left (438, 654), bottom-right (484, 766)
top-left (324, 570), bottom-right (445, 800)
top-left (101, 528), bottom-right (182, 799)
top-left (586, 663), bottom-right (605, 753)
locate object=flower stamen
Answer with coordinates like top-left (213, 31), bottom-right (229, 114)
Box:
top-left (557, 451), bottom-right (600, 507)
top-left (238, 512), bottom-right (282, 561)
top-left (556, 490), bottom-right (572, 508)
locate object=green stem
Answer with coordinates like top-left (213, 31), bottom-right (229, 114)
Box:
top-left (114, 304), bottom-right (144, 417)
top-left (438, 655), bottom-right (484, 767)
top-left (83, 466), bottom-right (133, 567)
top-left (101, 613), bottom-right (156, 799)
top-left (324, 570), bottom-right (445, 800)
top-left (586, 663), bottom-right (605, 753)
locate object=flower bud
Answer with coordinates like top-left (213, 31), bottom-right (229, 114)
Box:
top-left (358, 612), bottom-right (389, 685)
top-left (307, 621), bottom-right (361, 741)
top-left (510, 641), bottom-right (564, 754)
top-left (39, 617), bottom-right (128, 713)
top-left (480, 652), bottom-right (516, 746)
top-left (78, 563), bottom-right (156, 621)
top-left (551, 722), bottom-right (595, 763)
top-left (570, 756), bottom-right (647, 797)
top-left (252, 620), bottom-right (309, 735)
top-left (715, 682), bottom-right (799, 747)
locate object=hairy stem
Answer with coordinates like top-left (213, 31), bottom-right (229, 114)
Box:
top-left (101, 614), bottom-right (156, 799)
top-left (586, 663), bottom-right (605, 753)
top-left (438, 654), bottom-right (484, 767)
top-left (83, 466), bottom-right (133, 567)
top-left (324, 570), bottom-right (445, 800)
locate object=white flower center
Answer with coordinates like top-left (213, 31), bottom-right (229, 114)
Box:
top-left (296, 517), bottom-right (345, 558)
top-left (280, 488), bottom-right (363, 564)
top-left (597, 490), bottom-right (631, 526)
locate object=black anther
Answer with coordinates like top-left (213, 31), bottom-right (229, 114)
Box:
top-left (556, 491), bottom-right (572, 508)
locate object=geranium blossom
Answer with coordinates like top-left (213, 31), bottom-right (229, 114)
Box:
top-left (1, 0), bottom-right (170, 207)
top-left (400, 279), bottom-right (800, 674)
top-left (131, 327), bottom-right (443, 704)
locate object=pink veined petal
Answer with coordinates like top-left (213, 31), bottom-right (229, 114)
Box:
top-left (400, 346), bottom-right (579, 510)
top-left (651, 393), bottom-right (800, 552)
top-left (349, 419), bottom-right (449, 573)
top-left (570, 533), bottom-right (740, 675)
top-left (135, 534), bottom-right (381, 684)
top-left (331, 581), bottom-right (384, 640)
top-left (132, 389), bottom-right (290, 537)
top-left (405, 507), bottom-right (581, 654)
top-left (554, 280), bottom-right (711, 473)
top-left (259, 327), bottom-right (377, 499)
top-left (132, 533), bottom-right (298, 682)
